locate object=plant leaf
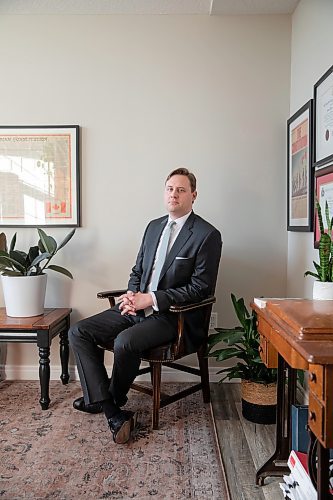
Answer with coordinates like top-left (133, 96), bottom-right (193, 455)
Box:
top-left (9, 233), bottom-right (17, 252)
top-left (30, 252), bottom-right (51, 268)
top-left (231, 293), bottom-right (249, 328)
top-left (57, 228), bottom-right (76, 251)
top-left (0, 255), bottom-right (26, 273)
top-left (209, 347), bottom-right (244, 362)
top-left (1, 269), bottom-right (22, 276)
top-left (37, 228), bottom-right (57, 254)
top-left (9, 250), bottom-right (27, 268)
top-left (0, 233), bottom-right (7, 252)
top-left (207, 328), bottom-right (244, 347)
top-left (47, 264), bottom-right (73, 279)
top-left (304, 270), bottom-right (320, 279)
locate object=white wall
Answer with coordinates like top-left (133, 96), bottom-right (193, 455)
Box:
top-left (287, 0), bottom-right (333, 298)
top-left (0, 14), bottom-right (291, 378)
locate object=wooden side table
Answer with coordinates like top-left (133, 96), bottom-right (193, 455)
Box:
top-left (0, 308), bottom-right (71, 409)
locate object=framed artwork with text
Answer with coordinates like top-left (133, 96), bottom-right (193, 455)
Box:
top-left (314, 65), bottom-right (333, 168)
top-left (314, 164), bottom-right (333, 247)
top-left (0, 125), bottom-right (80, 227)
top-left (287, 100), bottom-right (313, 231)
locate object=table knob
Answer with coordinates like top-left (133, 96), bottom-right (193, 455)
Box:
top-left (256, 320), bottom-right (259, 327)
top-left (309, 372), bottom-right (316, 383)
top-left (309, 411), bottom-right (316, 422)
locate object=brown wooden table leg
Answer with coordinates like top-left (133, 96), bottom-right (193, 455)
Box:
top-left (256, 355), bottom-right (296, 485)
top-left (59, 328), bottom-right (69, 385)
top-left (39, 346), bottom-right (50, 410)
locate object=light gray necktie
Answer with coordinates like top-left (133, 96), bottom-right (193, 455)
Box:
top-left (150, 221), bottom-right (175, 291)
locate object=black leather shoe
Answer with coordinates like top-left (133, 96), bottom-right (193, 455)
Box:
top-left (108, 410), bottom-right (137, 444)
top-left (73, 396), bottom-right (103, 414)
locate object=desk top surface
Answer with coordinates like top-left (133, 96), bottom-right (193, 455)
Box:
top-left (0, 308), bottom-right (71, 330)
top-left (255, 299), bottom-right (333, 337)
top-left (252, 299), bottom-right (333, 364)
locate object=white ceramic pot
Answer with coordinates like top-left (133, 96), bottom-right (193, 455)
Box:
top-left (313, 281), bottom-right (333, 300)
top-left (1, 274), bottom-right (47, 317)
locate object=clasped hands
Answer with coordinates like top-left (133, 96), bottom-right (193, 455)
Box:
top-left (118, 290), bottom-right (153, 316)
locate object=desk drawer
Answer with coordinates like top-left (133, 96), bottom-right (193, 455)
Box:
top-left (308, 364), bottom-right (324, 400)
top-left (257, 316), bottom-right (271, 338)
top-left (259, 335), bottom-right (278, 368)
top-left (308, 393), bottom-right (324, 443)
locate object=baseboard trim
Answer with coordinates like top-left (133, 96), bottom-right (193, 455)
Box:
top-left (0, 364), bottom-right (233, 383)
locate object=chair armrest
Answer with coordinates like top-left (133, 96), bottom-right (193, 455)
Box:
top-left (170, 296), bottom-right (216, 357)
top-left (169, 296), bottom-right (216, 313)
top-left (97, 290), bottom-right (127, 299)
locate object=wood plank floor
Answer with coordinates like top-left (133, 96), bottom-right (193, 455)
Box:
top-left (210, 382), bottom-right (283, 500)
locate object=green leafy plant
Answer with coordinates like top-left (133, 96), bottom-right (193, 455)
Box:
top-left (207, 293), bottom-right (277, 384)
top-left (305, 200), bottom-right (333, 282)
top-left (0, 228), bottom-right (75, 278)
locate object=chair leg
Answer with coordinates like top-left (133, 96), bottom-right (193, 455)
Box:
top-left (152, 362), bottom-right (162, 430)
top-left (197, 348), bottom-right (210, 403)
top-left (149, 362), bottom-right (154, 385)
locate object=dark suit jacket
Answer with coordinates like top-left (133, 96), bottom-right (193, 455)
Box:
top-left (127, 211), bottom-right (222, 352)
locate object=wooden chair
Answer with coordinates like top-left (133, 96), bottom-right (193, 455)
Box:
top-left (97, 289), bottom-right (215, 429)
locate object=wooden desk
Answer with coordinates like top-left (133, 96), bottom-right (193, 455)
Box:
top-left (0, 308), bottom-right (71, 410)
top-left (252, 299), bottom-right (333, 500)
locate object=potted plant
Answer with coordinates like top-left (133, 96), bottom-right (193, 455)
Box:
top-left (207, 293), bottom-right (277, 424)
top-left (0, 228), bottom-right (75, 317)
top-left (304, 200), bottom-right (333, 299)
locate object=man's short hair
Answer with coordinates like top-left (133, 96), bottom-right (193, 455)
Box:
top-left (166, 168), bottom-right (197, 192)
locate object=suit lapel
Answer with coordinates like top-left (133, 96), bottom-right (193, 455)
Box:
top-left (158, 212), bottom-right (195, 283)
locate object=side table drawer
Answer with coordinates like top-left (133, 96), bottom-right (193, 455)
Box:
top-left (259, 335), bottom-right (278, 368)
top-left (308, 364), bottom-right (324, 400)
top-left (308, 393), bottom-right (324, 443)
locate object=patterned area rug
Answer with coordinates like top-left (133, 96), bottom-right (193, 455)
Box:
top-left (0, 381), bottom-right (229, 499)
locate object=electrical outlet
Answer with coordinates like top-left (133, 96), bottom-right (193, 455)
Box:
top-left (209, 312), bottom-right (218, 330)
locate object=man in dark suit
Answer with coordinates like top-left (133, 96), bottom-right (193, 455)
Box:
top-left (69, 168), bottom-right (222, 444)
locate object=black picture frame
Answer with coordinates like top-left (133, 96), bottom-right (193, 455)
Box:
top-left (314, 164), bottom-right (333, 248)
top-left (314, 64), bottom-right (333, 168)
top-left (287, 100), bottom-right (313, 232)
top-left (0, 125), bottom-right (80, 227)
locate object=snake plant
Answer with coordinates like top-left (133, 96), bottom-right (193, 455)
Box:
top-left (0, 228), bottom-right (75, 278)
top-left (305, 200), bottom-right (333, 282)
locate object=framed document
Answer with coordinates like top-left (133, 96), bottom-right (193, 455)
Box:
top-left (314, 164), bottom-right (333, 247)
top-left (314, 65), bottom-right (333, 168)
top-left (287, 100), bottom-right (313, 231)
top-left (0, 125), bottom-right (80, 227)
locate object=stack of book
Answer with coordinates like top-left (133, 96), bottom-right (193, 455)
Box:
top-left (279, 450), bottom-right (316, 500)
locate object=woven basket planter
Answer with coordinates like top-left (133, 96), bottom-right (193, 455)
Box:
top-left (241, 380), bottom-right (277, 424)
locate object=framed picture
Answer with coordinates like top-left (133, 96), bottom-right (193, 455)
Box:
top-left (314, 164), bottom-right (333, 247)
top-left (0, 125), bottom-right (80, 227)
top-left (314, 64), bottom-right (333, 168)
top-left (287, 100), bottom-right (313, 231)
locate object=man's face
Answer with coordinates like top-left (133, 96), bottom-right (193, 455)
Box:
top-left (164, 174), bottom-right (197, 219)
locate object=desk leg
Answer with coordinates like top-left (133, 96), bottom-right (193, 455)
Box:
top-left (59, 329), bottom-right (69, 385)
top-left (256, 355), bottom-right (296, 485)
top-left (39, 346), bottom-right (50, 410)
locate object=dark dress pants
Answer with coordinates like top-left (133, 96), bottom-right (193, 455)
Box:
top-left (69, 307), bottom-right (178, 406)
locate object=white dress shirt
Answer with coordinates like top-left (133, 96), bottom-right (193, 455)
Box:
top-left (147, 210), bottom-right (192, 312)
